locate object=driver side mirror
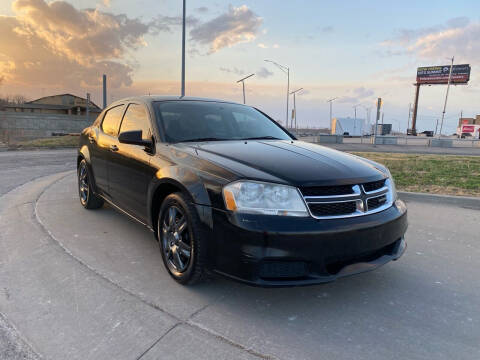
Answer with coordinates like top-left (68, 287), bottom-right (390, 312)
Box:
top-left (118, 130), bottom-right (152, 149)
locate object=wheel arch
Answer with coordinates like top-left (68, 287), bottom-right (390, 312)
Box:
top-left (148, 170), bottom-right (213, 234)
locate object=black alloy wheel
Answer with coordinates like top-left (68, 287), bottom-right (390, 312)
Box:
top-left (77, 159), bottom-right (104, 209)
top-left (158, 193), bottom-right (206, 284)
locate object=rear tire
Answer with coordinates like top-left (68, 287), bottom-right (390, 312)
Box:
top-left (158, 193), bottom-right (207, 285)
top-left (78, 159), bottom-right (104, 209)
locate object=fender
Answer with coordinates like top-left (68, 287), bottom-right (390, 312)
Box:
top-left (147, 165), bottom-right (214, 230)
top-left (77, 128), bottom-right (100, 194)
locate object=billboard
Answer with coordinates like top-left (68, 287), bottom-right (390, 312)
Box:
top-left (416, 64), bottom-right (471, 84)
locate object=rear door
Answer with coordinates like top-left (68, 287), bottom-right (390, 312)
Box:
top-left (108, 103), bottom-right (155, 222)
top-left (89, 104), bottom-right (125, 197)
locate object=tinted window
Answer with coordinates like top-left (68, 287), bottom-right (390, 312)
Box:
top-left (155, 101), bottom-right (291, 143)
top-left (120, 104), bottom-right (151, 141)
top-left (101, 105), bottom-right (124, 137)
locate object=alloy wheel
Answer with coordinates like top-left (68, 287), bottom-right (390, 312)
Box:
top-left (161, 205), bottom-right (192, 273)
top-left (78, 163), bottom-right (89, 205)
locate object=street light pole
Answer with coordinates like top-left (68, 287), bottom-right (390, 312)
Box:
top-left (264, 59), bottom-right (290, 128)
top-left (439, 56), bottom-right (454, 137)
top-left (181, 0), bottom-right (186, 97)
top-left (327, 97), bottom-right (338, 134)
top-left (290, 88), bottom-right (303, 133)
top-left (353, 104), bottom-right (361, 135)
top-left (236, 73), bottom-right (255, 104)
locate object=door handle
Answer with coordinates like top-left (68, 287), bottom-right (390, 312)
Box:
top-left (110, 144), bottom-right (119, 152)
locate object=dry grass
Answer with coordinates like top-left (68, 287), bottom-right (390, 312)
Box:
top-left (14, 135), bottom-right (79, 148)
top-left (351, 152), bottom-right (480, 197)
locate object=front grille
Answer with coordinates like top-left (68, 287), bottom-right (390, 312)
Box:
top-left (367, 194), bottom-right (387, 210)
top-left (308, 201), bottom-right (357, 217)
top-left (300, 185), bottom-right (354, 197)
top-left (302, 178), bottom-right (392, 219)
top-left (259, 261), bottom-right (308, 279)
top-left (363, 179), bottom-right (386, 192)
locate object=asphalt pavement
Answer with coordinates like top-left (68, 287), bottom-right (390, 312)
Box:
top-left (1, 149), bottom-right (479, 360)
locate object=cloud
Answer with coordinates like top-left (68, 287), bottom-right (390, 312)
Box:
top-left (219, 67), bottom-right (245, 76)
top-left (338, 87), bottom-right (375, 104)
top-left (195, 6), bottom-right (208, 14)
top-left (0, 0), bottom-right (180, 89)
top-left (381, 17), bottom-right (479, 63)
top-left (256, 67), bottom-right (273, 79)
top-left (321, 26), bottom-right (334, 33)
top-left (189, 5), bottom-right (262, 53)
top-left (150, 14), bottom-right (199, 34)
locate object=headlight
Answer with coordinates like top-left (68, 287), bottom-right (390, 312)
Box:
top-left (223, 181), bottom-right (308, 216)
top-left (383, 167), bottom-right (398, 201)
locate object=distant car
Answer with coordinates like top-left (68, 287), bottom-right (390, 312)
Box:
top-left (343, 131), bottom-right (350, 137)
top-left (421, 131), bottom-right (434, 137)
top-left (77, 96), bottom-right (407, 286)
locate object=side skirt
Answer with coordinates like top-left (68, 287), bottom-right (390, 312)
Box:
top-left (97, 193), bottom-right (155, 233)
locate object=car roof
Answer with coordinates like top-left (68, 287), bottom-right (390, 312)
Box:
top-left (111, 95), bottom-right (246, 107)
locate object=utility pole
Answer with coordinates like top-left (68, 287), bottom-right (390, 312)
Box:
top-left (102, 74), bottom-right (107, 109)
top-left (86, 93), bottom-right (90, 122)
top-left (264, 60), bottom-right (290, 128)
top-left (236, 73), bottom-right (255, 104)
top-left (327, 97), bottom-right (338, 134)
top-left (290, 88), bottom-right (303, 133)
top-left (407, 103), bottom-right (411, 134)
top-left (353, 104), bottom-right (361, 135)
top-left (439, 56), bottom-right (454, 137)
top-left (373, 98), bottom-right (382, 146)
top-left (411, 83), bottom-right (420, 135)
top-left (181, 0), bottom-right (186, 97)
top-left (435, 118), bottom-right (439, 135)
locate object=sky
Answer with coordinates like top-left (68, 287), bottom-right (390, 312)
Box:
top-left (1, 0), bottom-right (480, 134)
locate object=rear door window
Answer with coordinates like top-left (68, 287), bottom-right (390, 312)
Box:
top-left (101, 105), bottom-right (125, 137)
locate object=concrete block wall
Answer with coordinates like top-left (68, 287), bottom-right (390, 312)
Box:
top-left (0, 112), bottom-right (95, 142)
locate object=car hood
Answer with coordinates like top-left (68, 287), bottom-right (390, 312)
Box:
top-left (180, 140), bottom-right (386, 187)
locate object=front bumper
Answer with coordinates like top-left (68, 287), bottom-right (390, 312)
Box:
top-left (209, 199), bottom-right (408, 287)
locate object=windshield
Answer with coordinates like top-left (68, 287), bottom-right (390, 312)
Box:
top-left (154, 101), bottom-right (292, 143)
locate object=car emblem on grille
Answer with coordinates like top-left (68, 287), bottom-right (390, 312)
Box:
top-left (355, 199), bottom-right (365, 212)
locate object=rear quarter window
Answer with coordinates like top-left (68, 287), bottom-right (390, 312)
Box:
top-left (101, 105), bottom-right (125, 137)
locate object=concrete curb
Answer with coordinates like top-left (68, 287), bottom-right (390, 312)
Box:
top-left (398, 191), bottom-right (480, 209)
top-left (2, 146), bottom-right (77, 152)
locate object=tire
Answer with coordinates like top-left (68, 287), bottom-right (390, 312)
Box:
top-left (157, 193), bottom-right (207, 285)
top-left (78, 159), bottom-right (104, 209)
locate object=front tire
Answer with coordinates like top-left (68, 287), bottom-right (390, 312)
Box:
top-left (78, 159), bottom-right (104, 209)
top-left (158, 193), bottom-right (207, 285)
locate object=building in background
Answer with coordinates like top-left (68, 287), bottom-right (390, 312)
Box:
top-left (373, 124), bottom-right (393, 136)
top-left (457, 115), bottom-right (480, 138)
top-left (0, 94), bottom-right (101, 115)
top-left (331, 117), bottom-right (366, 136)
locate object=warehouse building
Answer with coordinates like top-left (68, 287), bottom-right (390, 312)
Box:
top-left (0, 94), bottom-right (101, 116)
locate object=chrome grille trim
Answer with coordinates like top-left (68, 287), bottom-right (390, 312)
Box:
top-left (303, 185), bottom-right (361, 200)
top-left (302, 178), bottom-right (394, 219)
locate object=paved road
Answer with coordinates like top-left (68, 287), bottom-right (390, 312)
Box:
top-left (0, 150), bottom-right (75, 359)
top-left (299, 137), bottom-right (480, 155)
top-left (1, 150), bottom-right (480, 359)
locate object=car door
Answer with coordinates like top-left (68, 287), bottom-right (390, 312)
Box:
top-left (108, 103), bottom-right (156, 222)
top-left (89, 104), bottom-right (125, 196)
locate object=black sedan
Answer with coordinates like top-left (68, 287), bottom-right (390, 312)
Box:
top-left (77, 96), bottom-right (407, 286)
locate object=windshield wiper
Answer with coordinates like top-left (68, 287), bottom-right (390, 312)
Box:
top-left (241, 136), bottom-right (282, 140)
top-left (179, 137), bottom-right (227, 143)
